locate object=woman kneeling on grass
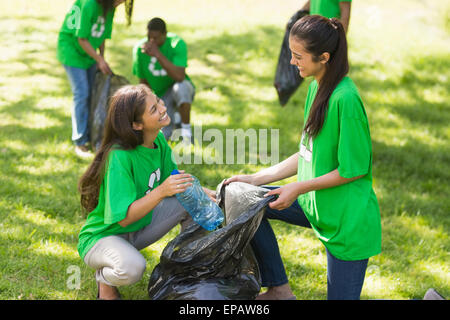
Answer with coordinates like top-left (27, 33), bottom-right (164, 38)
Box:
top-left (225, 15), bottom-right (382, 300)
top-left (77, 84), bottom-right (214, 300)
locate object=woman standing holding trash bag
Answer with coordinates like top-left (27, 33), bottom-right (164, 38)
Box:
top-left (57, 0), bottom-right (127, 158)
top-left (225, 15), bottom-right (381, 300)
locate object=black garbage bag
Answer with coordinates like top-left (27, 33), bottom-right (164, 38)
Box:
top-left (274, 10), bottom-right (309, 106)
top-left (89, 71), bottom-right (129, 151)
top-left (147, 181), bottom-right (274, 300)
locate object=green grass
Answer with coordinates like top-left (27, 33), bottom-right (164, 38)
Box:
top-left (0, 0), bottom-right (449, 300)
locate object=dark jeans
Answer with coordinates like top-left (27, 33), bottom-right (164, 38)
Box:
top-left (250, 186), bottom-right (369, 300)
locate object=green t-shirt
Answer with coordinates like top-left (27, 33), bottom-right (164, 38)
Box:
top-left (77, 132), bottom-right (178, 259)
top-left (57, 0), bottom-right (115, 69)
top-left (310, 0), bottom-right (351, 19)
top-left (297, 77), bottom-right (381, 261)
top-left (132, 33), bottom-right (193, 98)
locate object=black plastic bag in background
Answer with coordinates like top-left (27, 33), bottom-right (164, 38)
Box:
top-left (147, 182), bottom-right (275, 300)
top-left (124, 0), bottom-right (134, 26)
top-left (274, 10), bottom-right (309, 106)
top-left (89, 71), bottom-right (129, 151)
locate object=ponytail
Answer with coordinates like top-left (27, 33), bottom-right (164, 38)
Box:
top-left (290, 15), bottom-right (349, 138)
top-left (97, 0), bottom-right (114, 17)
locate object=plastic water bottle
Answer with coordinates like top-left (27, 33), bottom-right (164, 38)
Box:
top-left (171, 169), bottom-right (224, 231)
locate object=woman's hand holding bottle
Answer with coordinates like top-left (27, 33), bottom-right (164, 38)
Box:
top-left (156, 170), bottom-right (194, 198)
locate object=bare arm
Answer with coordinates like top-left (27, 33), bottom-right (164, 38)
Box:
top-left (156, 53), bottom-right (186, 82)
top-left (301, 0), bottom-right (310, 11)
top-left (142, 40), bottom-right (186, 82)
top-left (78, 37), bottom-right (102, 61)
top-left (339, 1), bottom-right (351, 34)
top-left (78, 38), bottom-right (112, 74)
top-left (266, 169), bottom-right (364, 210)
top-left (119, 187), bottom-right (165, 227)
top-left (251, 152), bottom-right (299, 185)
top-left (297, 169), bottom-right (362, 193)
top-left (99, 40), bottom-right (105, 57)
top-left (119, 173), bottom-right (193, 227)
top-left (224, 152), bottom-right (299, 186)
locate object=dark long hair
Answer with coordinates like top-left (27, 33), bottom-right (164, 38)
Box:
top-left (290, 15), bottom-right (349, 138)
top-left (124, 0), bottom-right (134, 26)
top-left (78, 84), bottom-right (150, 213)
top-left (97, 0), bottom-right (114, 17)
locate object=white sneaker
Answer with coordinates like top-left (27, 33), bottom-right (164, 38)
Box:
top-left (75, 144), bottom-right (92, 159)
top-left (173, 112), bottom-right (181, 125)
top-left (181, 127), bottom-right (192, 145)
top-left (423, 288), bottom-right (445, 300)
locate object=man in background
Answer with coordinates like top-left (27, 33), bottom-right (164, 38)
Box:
top-left (133, 17), bottom-right (195, 142)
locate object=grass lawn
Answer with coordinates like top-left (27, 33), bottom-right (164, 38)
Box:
top-left (0, 0), bottom-right (448, 300)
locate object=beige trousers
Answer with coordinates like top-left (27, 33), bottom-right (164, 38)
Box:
top-left (83, 197), bottom-right (191, 287)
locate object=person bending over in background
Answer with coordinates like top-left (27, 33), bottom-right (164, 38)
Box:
top-left (57, 0), bottom-right (126, 157)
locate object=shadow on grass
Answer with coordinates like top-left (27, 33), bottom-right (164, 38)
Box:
top-left (350, 53), bottom-right (450, 221)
